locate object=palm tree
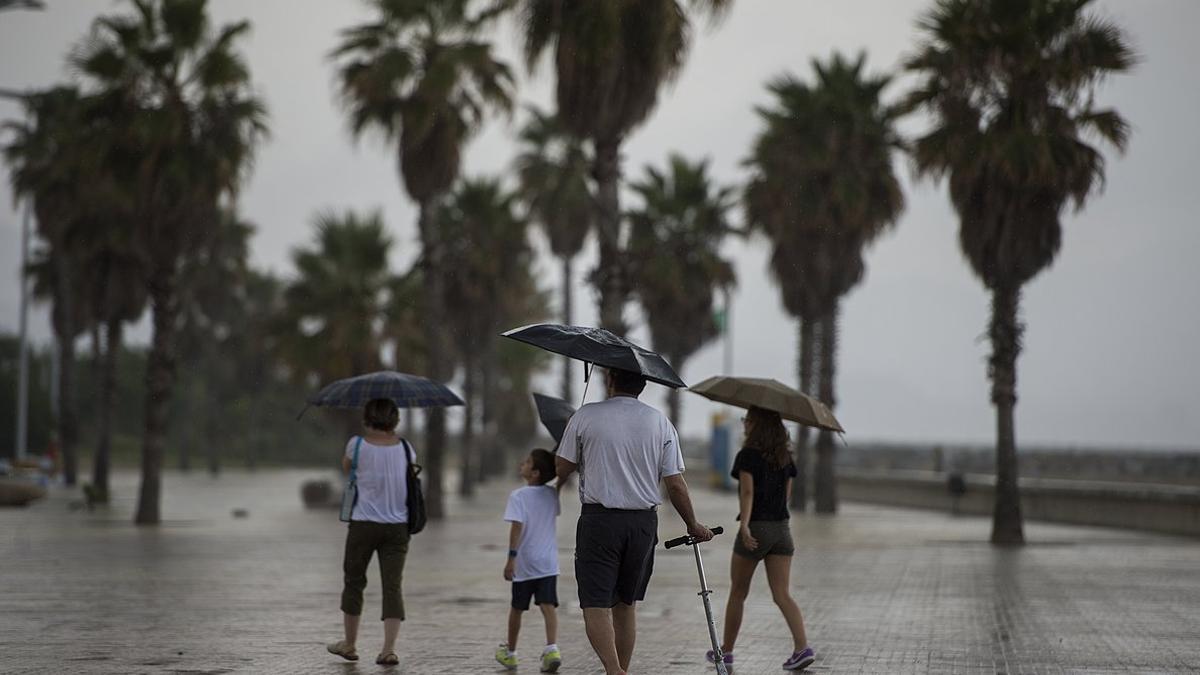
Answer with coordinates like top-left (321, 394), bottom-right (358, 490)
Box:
top-left (904, 0), bottom-right (1134, 544)
top-left (514, 105), bottom-right (592, 401)
top-left (274, 211), bottom-right (393, 440)
top-left (83, 229), bottom-right (146, 497)
top-left (437, 177), bottom-right (532, 493)
top-left (73, 0), bottom-right (268, 523)
top-left (3, 85), bottom-right (95, 486)
top-left (383, 266), bottom-right (427, 441)
top-left (174, 209), bottom-right (254, 474)
top-left (332, 0), bottom-right (514, 518)
top-left (745, 53), bottom-right (905, 514)
top-left (4, 85), bottom-right (145, 495)
top-left (521, 0), bottom-right (730, 333)
top-left (627, 153), bottom-right (736, 427)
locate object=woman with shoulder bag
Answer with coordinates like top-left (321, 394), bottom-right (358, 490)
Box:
top-left (327, 398), bottom-right (419, 667)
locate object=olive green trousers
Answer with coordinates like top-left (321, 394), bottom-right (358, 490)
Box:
top-left (340, 521), bottom-right (411, 620)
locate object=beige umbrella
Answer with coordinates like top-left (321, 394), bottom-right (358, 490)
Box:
top-left (688, 376), bottom-right (844, 433)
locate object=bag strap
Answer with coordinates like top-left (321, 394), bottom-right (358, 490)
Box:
top-left (399, 438), bottom-right (418, 474)
top-left (349, 436), bottom-right (363, 483)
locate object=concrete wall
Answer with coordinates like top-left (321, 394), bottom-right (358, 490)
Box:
top-left (838, 469), bottom-right (1200, 538)
top-left (835, 443), bottom-right (1200, 486)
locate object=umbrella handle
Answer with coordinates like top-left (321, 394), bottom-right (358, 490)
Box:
top-left (579, 362), bottom-right (594, 407)
top-left (664, 526), bottom-right (724, 549)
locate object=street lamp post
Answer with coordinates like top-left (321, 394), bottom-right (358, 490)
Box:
top-left (15, 199), bottom-right (31, 461)
top-left (722, 287), bottom-right (732, 375)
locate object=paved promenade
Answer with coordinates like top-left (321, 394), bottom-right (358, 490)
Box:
top-left (2, 468), bottom-right (1199, 674)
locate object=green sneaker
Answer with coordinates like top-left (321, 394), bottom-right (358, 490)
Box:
top-left (494, 644), bottom-right (518, 671)
top-left (541, 647), bottom-right (562, 673)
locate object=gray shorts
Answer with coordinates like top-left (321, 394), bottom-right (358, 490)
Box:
top-left (732, 520), bottom-right (794, 561)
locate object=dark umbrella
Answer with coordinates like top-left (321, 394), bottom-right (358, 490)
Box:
top-left (297, 370), bottom-right (464, 418)
top-left (532, 392), bottom-right (577, 447)
top-left (502, 323), bottom-right (686, 388)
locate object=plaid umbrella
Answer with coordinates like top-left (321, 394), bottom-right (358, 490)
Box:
top-left (297, 371), bottom-right (463, 419)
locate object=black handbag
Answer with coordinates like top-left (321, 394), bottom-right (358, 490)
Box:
top-left (401, 438), bottom-right (427, 534)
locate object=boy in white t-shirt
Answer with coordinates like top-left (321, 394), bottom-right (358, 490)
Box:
top-left (495, 449), bottom-right (563, 673)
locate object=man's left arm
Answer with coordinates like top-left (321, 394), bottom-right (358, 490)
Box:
top-left (663, 473), bottom-right (712, 542)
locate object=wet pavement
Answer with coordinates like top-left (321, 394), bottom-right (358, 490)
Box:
top-left (1, 468), bottom-right (1198, 674)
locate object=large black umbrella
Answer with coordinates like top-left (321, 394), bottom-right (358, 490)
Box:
top-left (502, 323), bottom-right (686, 388)
top-left (297, 370), bottom-right (464, 418)
top-left (532, 392), bottom-right (577, 447)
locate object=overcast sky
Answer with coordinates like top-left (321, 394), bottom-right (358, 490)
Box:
top-left (2, 1), bottom-right (1197, 450)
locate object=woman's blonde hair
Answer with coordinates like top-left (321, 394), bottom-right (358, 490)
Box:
top-left (745, 406), bottom-right (791, 468)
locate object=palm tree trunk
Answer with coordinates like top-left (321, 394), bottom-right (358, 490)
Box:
top-left (343, 408), bottom-right (361, 441)
top-left (245, 394), bottom-right (259, 470)
top-left (480, 336), bottom-right (503, 478)
top-left (135, 265), bottom-right (179, 525)
top-left (56, 326), bottom-right (79, 486)
top-left (989, 285), bottom-right (1025, 545)
top-left (459, 350), bottom-right (476, 497)
top-left (404, 408), bottom-right (415, 441)
top-left (417, 200), bottom-right (447, 519)
top-left (592, 137), bottom-right (627, 334)
top-left (92, 316), bottom-right (122, 500)
top-left (91, 324), bottom-right (102, 381)
top-left (560, 255), bottom-right (575, 402)
top-left (813, 304), bottom-right (839, 514)
top-left (791, 317), bottom-right (817, 512)
top-left (52, 250), bottom-right (78, 485)
top-left (666, 353), bottom-right (683, 429)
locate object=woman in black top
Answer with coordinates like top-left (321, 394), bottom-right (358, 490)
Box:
top-left (706, 406), bottom-right (815, 671)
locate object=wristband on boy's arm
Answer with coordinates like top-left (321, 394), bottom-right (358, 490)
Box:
top-left (507, 549), bottom-right (518, 558)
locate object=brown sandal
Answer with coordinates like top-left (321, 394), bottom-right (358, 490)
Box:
top-left (376, 652), bottom-right (399, 666)
top-left (326, 640), bottom-right (358, 661)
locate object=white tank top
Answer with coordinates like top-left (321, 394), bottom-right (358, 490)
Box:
top-left (345, 437), bottom-right (416, 523)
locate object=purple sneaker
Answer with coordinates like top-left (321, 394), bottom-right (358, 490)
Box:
top-left (706, 649), bottom-right (734, 666)
top-left (782, 647), bottom-right (815, 671)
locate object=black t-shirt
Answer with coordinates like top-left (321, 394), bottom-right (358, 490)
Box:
top-left (730, 446), bottom-right (797, 521)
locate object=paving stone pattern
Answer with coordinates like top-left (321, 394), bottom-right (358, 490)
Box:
top-left (2, 469), bottom-right (1199, 674)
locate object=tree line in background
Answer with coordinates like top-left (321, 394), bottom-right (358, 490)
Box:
top-left (2, 0), bottom-right (1134, 545)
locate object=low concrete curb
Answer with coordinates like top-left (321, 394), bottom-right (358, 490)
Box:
top-left (839, 468), bottom-right (1200, 537)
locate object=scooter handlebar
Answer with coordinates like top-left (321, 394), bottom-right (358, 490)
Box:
top-left (664, 526), bottom-right (723, 549)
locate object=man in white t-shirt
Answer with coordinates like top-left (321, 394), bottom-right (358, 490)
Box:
top-left (556, 367), bottom-right (713, 675)
top-left (495, 449), bottom-right (563, 673)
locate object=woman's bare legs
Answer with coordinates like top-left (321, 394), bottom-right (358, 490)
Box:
top-left (720, 552), bottom-right (759, 653)
top-left (763, 554), bottom-right (807, 651)
top-left (382, 618), bottom-right (401, 655)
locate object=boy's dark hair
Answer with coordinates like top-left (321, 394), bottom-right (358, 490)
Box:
top-left (607, 368), bottom-right (647, 396)
top-left (363, 398), bottom-right (399, 431)
top-left (529, 448), bottom-right (556, 485)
